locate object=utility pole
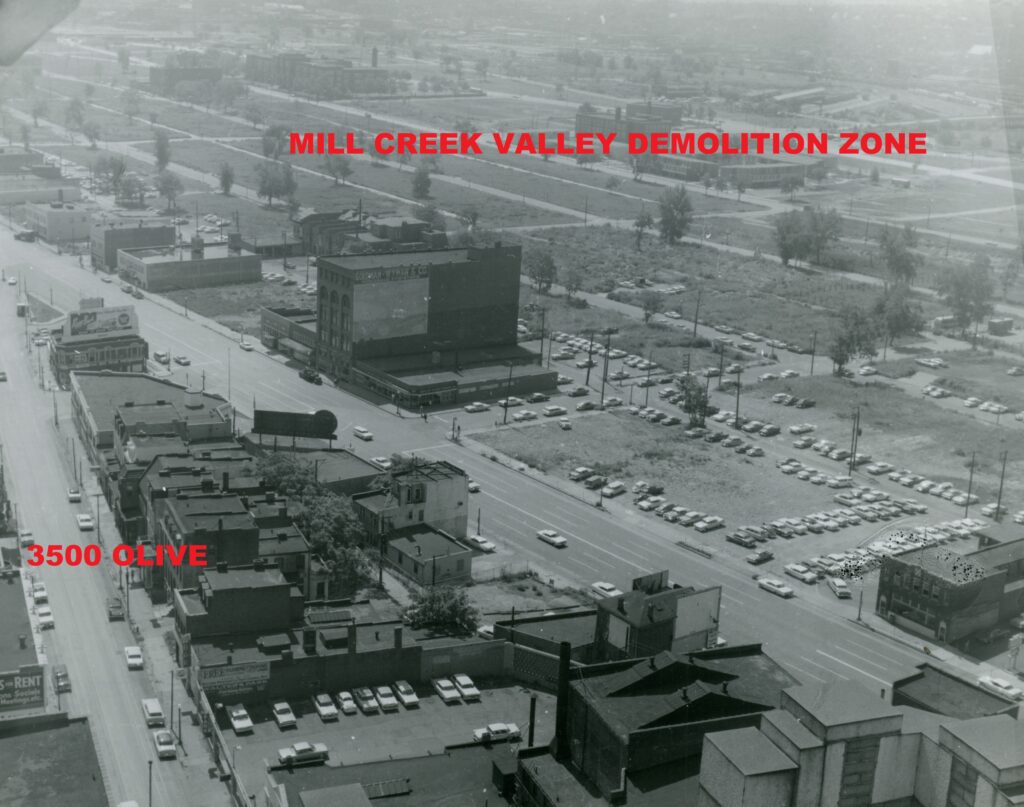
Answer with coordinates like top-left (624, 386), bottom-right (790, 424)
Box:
top-left (809, 331), bottom-right (818, 376)
top-left (599, 330), bottom-right (613, 406)
top-left (92, 492), bottom-right (103, 545)
top-left (643, 353), bottom-right (653, 408)
top-left (964, 452), bottom-right (976, 518)
top-left (583, 331), bottom-right (597, 387)
top-left (538, 307), bottom-right (547, 367)
top-left (502, 363), bottom-right (514, 425)
top-left (734, 368), bottom-right (742, 425)
top-left (692, 287), bottom-right (703, 340)
top-left (847, 406), bottom-right (861, 477)
top-left (995, 450), bottom-right (1009, 522)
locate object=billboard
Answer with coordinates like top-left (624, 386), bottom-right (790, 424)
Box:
top-left (353, 277), bottom-right (429, 343)
top-left (63, 306), bottom-right (138, 345)
top-left (197, 661), bottom-right (270, 699)
top-left (0, 664), bottom-right (45, 712)
top-left (253, 408), bottom-right (338, 439)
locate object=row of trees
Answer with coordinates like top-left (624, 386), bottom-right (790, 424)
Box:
top-left (774, 207), bottom-right (843, 266)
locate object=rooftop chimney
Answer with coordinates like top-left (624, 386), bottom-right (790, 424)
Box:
top-left (554, 641), bottom-right (572, 762)
top-left (221, 472), bottom-right (229, 492)
top-left (217, 561), bottom-right (228, 573)
top-left (347, 623), bottom-right (358, 654)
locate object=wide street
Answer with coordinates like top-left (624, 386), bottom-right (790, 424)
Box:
top-left (0, 226), bottom-right (936, 699)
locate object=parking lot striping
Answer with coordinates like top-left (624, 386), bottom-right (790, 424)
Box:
top-left (800, 656), bottom-right (848, 681)
top-left (817, 651), bottom-right (889, 685)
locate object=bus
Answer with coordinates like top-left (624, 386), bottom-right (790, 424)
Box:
top-left (16, 296), bottom-right (28, 317)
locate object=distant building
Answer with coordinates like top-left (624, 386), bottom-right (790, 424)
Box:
top-left (245, 53), bottom-right (388, 97)
top-left (49, 302), bottom-right (149, 385)
top-left (316, 244), bottom-right (555, 405)
top-left (892, 663), bottom-right (1019, 720)
top-left (24, 201), bottom-right (93, 242)
top-left (290, 209), bottom-right (448, 256)
top-left (291, 209), bottom-right (365, 255)
top-left (0, 148), bottom-right (45, 174)
top-left (117, 237), bottom-right (261, 292)
top-left (0, 176), bottom-right (79, 208)
top-left (90, 216), bottom-right (175, 271)
top-left (148, 65), bottom-right (223, 94)
top-left (259, 306), bottom-right (318, 363)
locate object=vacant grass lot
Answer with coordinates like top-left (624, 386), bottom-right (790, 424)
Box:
top-left (876, 350), bottom-right (1024, 410)
top-left (163, 279), bottom-right (313, 335)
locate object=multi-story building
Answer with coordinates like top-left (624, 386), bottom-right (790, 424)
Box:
top-left (117, 237), bottom-right (261, 292)
top-left (244, 53), bottom-right (388, 97)
top-left (90, 216), bottom-right (175, 272)
top-left (49, 302), bottom-right (149, 385)
top-left (385, 526), bottom-right (473, 587)
top-left (148, 65), bottom-right (223, 94)
top-left (24, 201), bottom-right (93, 242)
top-left (352, 459), bottom-right (469, 540)
top-left (316, 244), bottom-right (555, 405)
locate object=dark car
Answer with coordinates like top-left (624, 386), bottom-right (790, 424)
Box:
top-left (526, 392), bottom-right (550, 403)
top-left (299, 367), bottom-right (323, 385)
top-left (746, 550), bottom-right (774, 565)
top-left (52, 664), bottom-right (71, 693)
top-left (107, 596), bottom-right (125, 621)
top-left (13, 230), bottom-right (37, 242)
top-left (131, 289), bottom-right (144, 300)
top-left (583, 475), bottom-right (608, 490)
top-left (726, 532), bottom-right (757, 549)
top-left (796, 398), bottom-right (816, 409)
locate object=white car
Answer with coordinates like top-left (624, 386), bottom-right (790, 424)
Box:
top-left (978, 676), bottom-right (1023, 701)
top-left (228, 704), bottom-right (253, 733)
top-left (858, 366), bottom-right (878, 376)
top-left (76, 513), bottom-right (95, 531)
top-left (124, 646), bottom-right (144, 670)
top-left (153, 730), bottom-right (176, 760)
top-left (432, 678), bottom-right (461, 704)
top-left (467, 479), bottom-right (481, 493)
top-left (36, 604), bottom-right (54, 629)
top-left (32, 583), bottom-right (48, 604)
top-left (473, 722), bottom-right (521, 743)
top-left (374, 685), bottom-right (400, 711)
top-left (18, 529), bottom-right (34, 547)
top-left (464, 402), bottom-right (490, 413)
top-left (467, 534), bottom-right (497, 553)
top-left (353, 426), bottom-right (374, 441)
top-left (590, 581), bottom-right (624, 599)
top-left (335, 691), bottom-right (358, 715)
top-left (313, 693), bottom-right (339, 721)
top-left (537, 529), bottom-right (567, 548)
top-left (452, 673), bottom-right (481, 701)
top-left (67, 487), bottom-right (82, 503)
top-left (757, 577), bottom-right (795, 599)
top-left (394, 680), bottom-right (419, 708)
top-left (272, 701), bottom-right (297, 728)
top-left (239, 340), bottom-right (254, 351)
top-left (371, 457), bottom-right (393, 470)
top-left (277, 741), bottom-right (329, 766)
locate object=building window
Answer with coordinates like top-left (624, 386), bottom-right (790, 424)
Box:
top-left (456, 559), bottom-right (465, 571)
top-left (418, 510), bottom-right (424, 521)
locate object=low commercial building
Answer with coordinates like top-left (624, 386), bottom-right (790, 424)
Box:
top-left (353, 459), bottom-right (469, 539)
top-left (90, 216), bottom-right (175, 271)
top-left (0, 568), bottom-right (45, 717)
top-left (49, 302), bottom-right (149, 385)
top-left (117, 238), bottom-right (261, 292)
top-left (0, 176), bottom-right (79, 207)
top-left (259, 307), bottom-right (317, 363)
top-left (892, 663), bottom-right (1019, 719)
top-left (148, 65), bottom-right (223, 94)
top-left (24, 201), bottom-right (93, 243)
top-left (385, 526), bottom-right (473, 587)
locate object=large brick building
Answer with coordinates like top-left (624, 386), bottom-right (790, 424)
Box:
top-left (245, 53), bottom-right (388, 97)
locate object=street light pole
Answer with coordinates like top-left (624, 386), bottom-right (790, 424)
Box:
top-left (148, 760), bottom-right (153, 807)
top-left (92, 492), bottom-right (102, 545)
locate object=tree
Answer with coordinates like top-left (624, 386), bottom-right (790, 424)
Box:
top-left (735, 181), bottom-right (746, 201)
top-left (828, 305), bottom-right (878, 375)
top-left (108, 155), bottom-right (127, 194)
top-left (714, 175), bottom-right (727, 195)
top-left (117, 173), bottom-right (145, 207)
top-left (459, 206), bottom-right (479, 230)
top-left (117, 47), bottom-right (130, 73)
top-left (1000, 259), bottom-right (1020, 301)
top-left (411, 166), bottom-right (431, 199)
top-left (82, 121), bottom-right (101, 148)
top-left (122, 89), bottom-right (140, 122)
top-left (873, 286), bottom-right (925, 355)
top-left (880, 224), bottom-right (919, 286)
top-left (474, 58), bottom-right (489, 78)
top-left (805, 208), bottom-right (842, 264)
top-left (657, 185), bottom-right (693, 244)
top-left (243, 102), bottom-right (264, 128)
top-left (780, 176), bottom-right (800, 201)
top-left (256, 453), bottom-right (316, 496)
top-left (218, 162), bottom-right (234, 195)
top-left (20, 124), bottom-right (29, 153)
top-left (525, 249), bottom-right (557, 293)
top-left (701, 173), bottom-right (712, 196)
top-left (155, 170), bottom-right (183, 211)
top-left (65, 97), bottom-right (85, 130)
top-left (639, 290), bottom-right (664, 323)
top-left (213, 78), bottom-right (244, 110)
top-left (261, 124), bottom-right (288, 160)
top-left (939, 256), bottom-right (995, 344)
top-left (633, 210), bottom-right (654, 250)
top-left (404, 585), bottom-right (479, 634)
top-left (680, 376), bottom-right (709, 427)
top-left (30, 100), bottom-right (47, 127)
top-left (256, 161), bottom-right (297, 207)
top-left (564, 264), bottom-right (584, 298)
top-left (774, 210), bottom-right (808, 267)
top-left (869, 166), bottom-right (880, 184)
top-left (323, 154), bottom-right (354, 185)
top-left (413, 203), bottom-right (442, 229)
top-left (154, 130), bottom-right (171, 172)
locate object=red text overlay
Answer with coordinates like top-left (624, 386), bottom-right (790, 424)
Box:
top-left (291, 130), bottom-right (927, 157)
top-left (26, 544), bottom-right (208, 567)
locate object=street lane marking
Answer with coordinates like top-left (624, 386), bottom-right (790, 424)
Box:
top-left (789, 664), bottom-right (827, 683)
top-left (827, 646), bottom-right (890, 672)
top-left (801, 656), bottom-right (849, 681)
top-left (843, 637), bottom-right (922, 665)
top-left (817, 651), bottom-right (889, 685)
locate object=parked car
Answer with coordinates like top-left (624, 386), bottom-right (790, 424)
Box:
top-left (67, 487), bottom-right (82, 502)
top-left (569, 466), bottom-right (594, 481)
top-left (394, 681), bottom-right (420, 708)
top-left (153, 730), bottom-right (177, 760)
top-left (473, 722), bottom-right (521, 743)
top-left (272, 701), bottom-right (298, 728)
top-left (432, 678), bottom-right (461, 704)
top-left (452, 674), bottom-right (481, 701)
top-left (757, 577), bottom-right (795, 598)
top-left (313, 693), bottom-right (339, 721)
top-left (299, 367), bottom-right (322, 384)
top-left (32, 583), bottom-right (48, 604)
top-left (590, 581), bottom-right (625, 599)
top-left (76, 513), bottom-right (95, 531)
top-left (374, 685), bottom-right (400, 711)
top-left (467, 534), bottom-right (497, 553)
top-left (239, 340), bottom-right (254, 351)
top-left (52, 664), bottom-right (71, 693)
top-left (746, 550), bottom-right (774, 566)
top-left (978, 676), bottom-right (1024, 701)
top-left (173, 355), bottom-right (190, 366)
top-left (36, 605), bottom-right (54, 629)
top-left (124, 646), bottom-right (144, 670)
top-left (228, 704), bottom-right (253, 733)
top-left (353, 426), bottom-right (374, 441)
top-left (353, 687), bottom-right (379, 714)
top-left (277, 741), bottom-right (329, 767)
top-left (107, 596), bottom-right (125, 621)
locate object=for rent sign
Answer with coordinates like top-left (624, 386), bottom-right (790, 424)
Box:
top-left (197, 661), bottom-right (271, 699)
top-left (0, 664), bottom-right (45, 712)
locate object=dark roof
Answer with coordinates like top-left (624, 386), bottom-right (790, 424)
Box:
top-left (895, 664), bottom-right (1017, 720)
top-left (392, 460), bottom-right (465, 484)
top-left (388, 527), bottom-right (468, 559)
top-left (500, 613), bottom-right (596, 648)
top-left (0, 570), bottom-right (37, 670)
top-left (968, 538), bottom-right (1024, 571)
top-left (319, 247), bottom-right (476, 272)
top-left (258, 527), bottom-right (309, 555)
top-left (705, 727), bottom-right (799, 776)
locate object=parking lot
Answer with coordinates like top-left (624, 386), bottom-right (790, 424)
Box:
top-left (224, 682), bottom-right (556, 790)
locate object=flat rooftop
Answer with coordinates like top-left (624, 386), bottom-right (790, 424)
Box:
top-left (942, 715), bottom-right (1024, 774)
top-left (389, 527), bottom-right (466, 558)
top-left (0, 718), bottom-right (107, 807)
top-left (785, 681), bottom-right (902, 729)
top-left (896, 664), bottom-right (1017, 720)
top-left (501, 614), bottom-right (596, 648)
top-left (706, 726), bottom-right (799, 776)
top-left (0, 570), bottom-right (36, 670)
top-left (122, 243), bottom-right (257, 263)
top-left (201, 565), bottom-right (288, 591)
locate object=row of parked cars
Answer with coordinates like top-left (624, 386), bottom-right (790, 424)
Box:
top-left (630, 482), bottom-right (726, 532)
top-left (770, 392), bottom-right (817, 409)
